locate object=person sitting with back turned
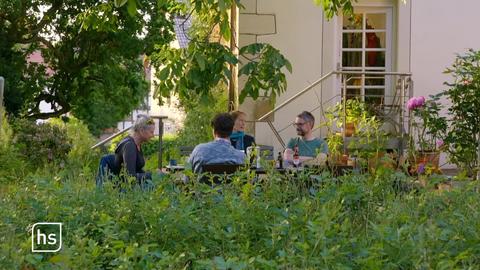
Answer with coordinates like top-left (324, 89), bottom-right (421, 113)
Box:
top-left (114, 116), bottom-right (156, 186)
top-left (188, 113), bottom-right (245, 174)
top-left (284, 111), bottom-right (328, 164)
top-left (229, 110), bottom-right (255, 152)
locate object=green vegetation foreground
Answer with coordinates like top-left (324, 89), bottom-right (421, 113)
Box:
top-left (1, 167), bottom-right (480, 269)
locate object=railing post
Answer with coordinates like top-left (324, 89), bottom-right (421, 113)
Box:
top-left (399, 76), bottom-right (405, 132)
top-left (267, 121), bottom-right (285, 148)
top-left (151, 116), bottom-right (167, 170)
top-left (342, 73), bottom-right (347, 155)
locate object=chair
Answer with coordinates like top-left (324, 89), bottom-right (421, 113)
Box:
top-left (199, 163), bottom-right (242, 185)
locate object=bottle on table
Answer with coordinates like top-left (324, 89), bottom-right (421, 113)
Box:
top-left (276, 151), bottom-right (283, 169)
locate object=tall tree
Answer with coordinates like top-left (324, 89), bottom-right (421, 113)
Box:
top-left (0, 0), bottom-right (181, 134)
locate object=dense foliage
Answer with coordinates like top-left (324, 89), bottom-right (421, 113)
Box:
top-left (150, 0), bottom-right (292, 107)
top-left (0, 116), bottom-right (100, 183)
top-left (1, 166), bottom-right (478, 269)
top-left (11, 118), bottom-right (72, 169)
top-left (0, 0), bottom-right (178, 134)
top-left (442, 49), bottom-right (480, 175)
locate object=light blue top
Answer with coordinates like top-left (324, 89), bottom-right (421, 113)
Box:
top-left (188, 139), bottom-right (245, 173)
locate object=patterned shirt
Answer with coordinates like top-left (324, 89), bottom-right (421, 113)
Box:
top-left (188, 138), bottom-right (246, 173)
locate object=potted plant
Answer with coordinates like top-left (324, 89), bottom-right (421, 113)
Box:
top-left (324, 98), bottom-right (370, 137)
top-left (407, 95), bottom-right (447, 175)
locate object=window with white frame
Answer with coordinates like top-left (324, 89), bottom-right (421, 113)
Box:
top-left (340, 8), bottom-right (392, 105)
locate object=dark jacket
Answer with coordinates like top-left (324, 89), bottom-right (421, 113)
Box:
top-left (230, 134), bottom-right (255, 152)
top-left (114, 136), bottom-right (151, 183)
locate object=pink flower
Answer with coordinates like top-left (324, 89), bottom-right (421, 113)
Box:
top-left (436, 139), bottom-right (444, 148)
top-left (416, 96), bottom-right (425, 107)
top-left (462, 79), bottom-right (472, 86)
top-left (407, 96), bottom-right (426, 110)
top-left (407, 98), bottom-right (416, 110)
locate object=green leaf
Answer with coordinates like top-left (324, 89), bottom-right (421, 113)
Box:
top-left (285, 60), bottom-right (293, 73)
top-left (195, 54), bottom-right (206, 71)
top-left (114, 0), bottom-right (128, 8)
top-left (220, 20), bottom-right (231, 41)
top-left (218, 0), bottom-right (226, 12)
top-left (127, 0), bottom-right (137, 16)
top-left (158, 67), bottom-right (170, 81)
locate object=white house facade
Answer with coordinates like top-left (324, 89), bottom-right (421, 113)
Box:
top-left (238, 0), bottom-right (480, 167)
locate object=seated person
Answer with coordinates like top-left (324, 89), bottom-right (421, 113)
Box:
top-left (284, 111), bottom-right (328, 164)
top-left (229, 110), bottom-right (255, 152)
top-left (113, 116), bottom-right (156, 185)
top-left (188, 113), bottom-right (245, 174)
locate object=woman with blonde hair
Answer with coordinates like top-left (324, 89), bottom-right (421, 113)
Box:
top-left (229, 111), bottom-right (255, 152)
top-left (113, 116), bottom-right (156, 186)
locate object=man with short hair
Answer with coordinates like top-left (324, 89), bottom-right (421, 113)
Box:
top-left (284, 111), bottom-right (328, 163)
top-left (188, 113), bottom-right (245, 174)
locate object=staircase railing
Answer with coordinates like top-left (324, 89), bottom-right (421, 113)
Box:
top-left (256, 70), bottom-right (413, 152)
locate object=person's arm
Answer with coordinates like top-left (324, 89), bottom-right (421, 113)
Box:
top-left (299, 156), bottom-right (314, 162)
top-left (123, 142), bottom-right (151, 181)
top-left (283, 148), bottom-right (293, 161)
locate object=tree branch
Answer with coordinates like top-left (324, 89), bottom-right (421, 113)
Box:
top-left (27, 1), bottom-right (62, 35)
top-left (27, 107), bottom-right (70, 120)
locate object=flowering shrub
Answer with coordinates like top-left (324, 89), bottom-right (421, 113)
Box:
top-left (407, 95), bottom-right (447, 154)
top-left (442, 49), bottom-right (480, 175)
top-left (11, 118), bottom-right (72, 169)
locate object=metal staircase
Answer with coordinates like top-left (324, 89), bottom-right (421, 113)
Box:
top-left (255, 70), bottom-right (413, 154)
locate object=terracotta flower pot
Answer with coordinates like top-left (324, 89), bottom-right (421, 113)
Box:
top-left (344, 122), bottom-right (356, 137)
top-left (410, 151), bottom-right (440, 175)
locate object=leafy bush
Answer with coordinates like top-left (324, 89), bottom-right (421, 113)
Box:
top-left (0, 109), bottom-right (26, 183)
top-left (50, 117), bottom-right (101, 178)
top-left (11, 118), bottom-right (72, 170)
top-left (443, 49), bottom-right (480, 175)
top-left (1, 168), bottom-right (480, 269)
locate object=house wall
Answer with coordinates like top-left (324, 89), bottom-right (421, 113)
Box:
top-left (239, 0), bottom-right (326, 153)
top-left (410, 0), bottom-right (480, 168)
top-left (239, 0), bottom-right (395, 153)
top-left (410, 0), bottom-right (480, 98)
top-left (239, 0), bottom-right (479, 170)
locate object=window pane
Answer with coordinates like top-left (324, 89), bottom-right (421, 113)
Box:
top-left (366, 13), bottom-right (386, 30)
top-left (346, 88), bottom-right (361, 99)
top-left (342, 32), bottom-right (362, 49)
top-left (342, 51), bottom-right (362, 67)
top-left (366, 32), bottom-right (385, 49)
top-left (365, 88), bottom-right (385, 105)
top-left (365, 75), bottom-right (385, 86)
top-left (365, 51), bottom-right (385, 67)
top-left (346, 77), bottom-right (363, 86)
top-left (343, 14), bottom-right (363, 30)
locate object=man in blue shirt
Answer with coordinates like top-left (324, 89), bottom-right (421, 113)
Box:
top-left (284, 111), bottom-right (328, 163)
top-left (188, 113), bottom-right (245, 174)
